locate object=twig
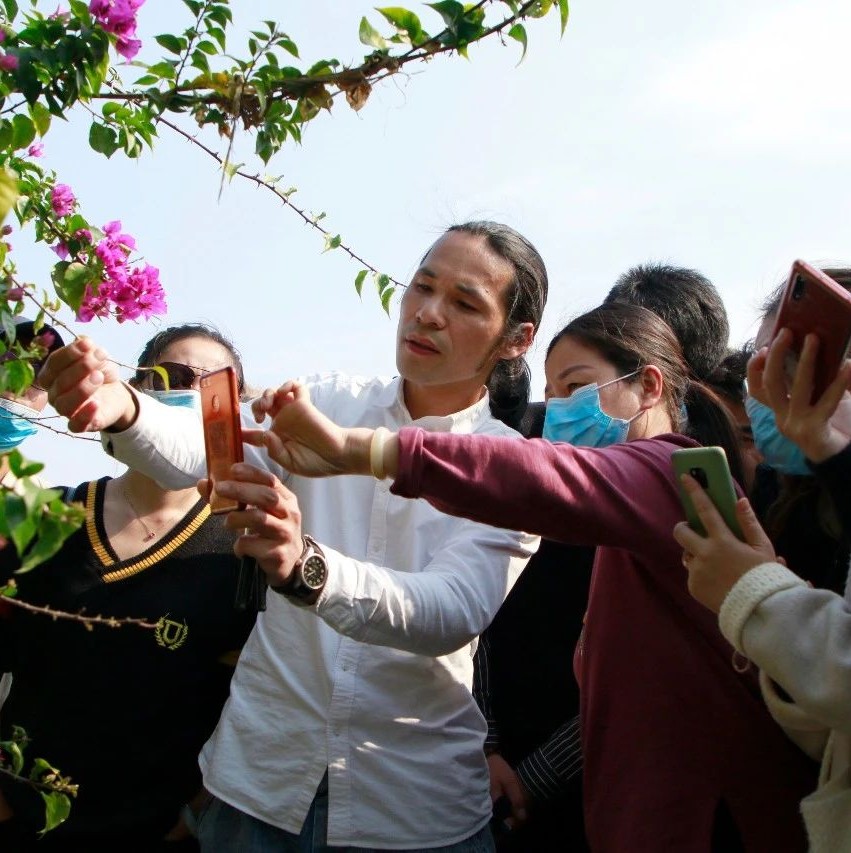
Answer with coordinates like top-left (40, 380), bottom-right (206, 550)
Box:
top-left (156, 116), bottom-right (404, 288)
top-left (0, 594), bottom-right (158, 630)
top-left (0, 763), bottom-right (77, 797)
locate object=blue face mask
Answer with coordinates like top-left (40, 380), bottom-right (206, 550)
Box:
top-left (744, 395), bottom-right (811, 476)
top-left (0, 398), bottom-right (40, 451)
top-left (543, 370), bottom-right (643, 448)
top-left (144, 389), bottom-right (202, 414)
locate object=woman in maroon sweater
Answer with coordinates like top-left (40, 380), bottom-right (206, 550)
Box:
top-left (249, 303), bottom-right (816, 852)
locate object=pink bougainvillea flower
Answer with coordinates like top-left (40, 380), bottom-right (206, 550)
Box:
top-left (52, 242), bottom-right (69, 260)
top-left (27, 142), bottom-right (44, 158)
top-left (50, 184), bottom-right (76, 217)
top-left (0, 53), bottom-right (19, 72)
top-left (116, 36), bottom-right (142, 60)
top-left (73, 228), bottom-right (93, 243)
top-left (102, 220), bottom-right (136, 250)
top-left (90, 0), bottom-right (145, 60)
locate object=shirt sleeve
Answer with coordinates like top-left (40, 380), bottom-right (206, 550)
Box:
top-left (719, 560), bottom-right (851, 736)
top-left (811, 442), bottom-right (851, 543)
top-left (472, 632), bottom-right (500, 753)
top-left (101, 388), bottom-right (287, 489)
top-left (314, 522), bottom-right (539, 657)
top-left (515, 715), bottom-right (583, 800)
top-left (391, 427), bottom-right (690, 557)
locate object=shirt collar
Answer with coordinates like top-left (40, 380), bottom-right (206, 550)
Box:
top-left (378, 377), bottom-right (492, 434)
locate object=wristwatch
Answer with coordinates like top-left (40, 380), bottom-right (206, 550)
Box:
top-left (271, 535), bottom-right (328, 605)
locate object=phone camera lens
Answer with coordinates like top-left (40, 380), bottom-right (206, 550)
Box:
top-left (689, 467), bottom-right (709, 488)
top-left (791, 275), bottom-right (806, 301)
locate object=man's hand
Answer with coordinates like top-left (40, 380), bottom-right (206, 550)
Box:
top-left (748, 329), bottom-right (851, 464)
top-left (673, 474), bottom-right (778, 613)
top-left (487, 753), bottom-right (529, 829)
top-left (244, 381), bottom-right (373, 478)
top-left (202, 463), bottom-right (304, 587)
top-left (38, 337), bottom-right (136, 433)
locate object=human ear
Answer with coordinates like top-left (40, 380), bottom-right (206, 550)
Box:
top-left (638, 365), bottom-right (665, 409)
top-left (497, 322), bottom-right (534, 361)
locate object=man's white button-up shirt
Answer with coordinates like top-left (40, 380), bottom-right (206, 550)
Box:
top-left (102, 374), bottom-right (538, 848)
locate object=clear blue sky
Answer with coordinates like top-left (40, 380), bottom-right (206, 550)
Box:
top-left (14, 0), bottom-right (851, 484)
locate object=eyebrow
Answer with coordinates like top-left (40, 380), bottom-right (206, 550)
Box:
top-left (555, 364), bottom-right (594, 382)
top-left (416, 266), bottom-right (488, 300)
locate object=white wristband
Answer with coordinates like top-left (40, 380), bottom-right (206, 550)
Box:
top-left (370, 427), bottom-right (390, 480)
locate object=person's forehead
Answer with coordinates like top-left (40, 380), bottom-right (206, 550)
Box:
top-left (420, 233), bottom-right (513, 292)
top-left (159, 336), bottom-right (232, 369)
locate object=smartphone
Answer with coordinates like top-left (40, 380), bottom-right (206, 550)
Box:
top-left (672, 447), bottom-right (743, 540)
top-left (200, 366), bottom-right (244, 514)
top-left (771, 260), bottom-right (851, 401)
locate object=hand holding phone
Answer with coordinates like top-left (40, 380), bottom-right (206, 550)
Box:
top-left (672, 447), bottom-right (743, 540)
top-left (770, 261), bottom-right (851, 402)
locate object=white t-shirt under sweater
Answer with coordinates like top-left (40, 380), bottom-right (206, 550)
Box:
top-left (101, 374), bottom-right (538, 848)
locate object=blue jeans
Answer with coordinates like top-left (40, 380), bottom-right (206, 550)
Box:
top-left (197, 775), bottom-right (494, 853)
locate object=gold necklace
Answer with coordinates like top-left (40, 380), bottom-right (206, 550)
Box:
top-left (122, 485), bottom-right (157, 542)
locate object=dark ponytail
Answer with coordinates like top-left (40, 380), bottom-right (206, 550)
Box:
top-left (556, 303), bottom-right (746, 486)
top-left (682, 381), bottom-right (746, 487)
top-left (446, 221), bottom-right (548, 430)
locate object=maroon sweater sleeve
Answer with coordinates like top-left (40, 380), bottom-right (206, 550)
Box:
top-left (392, 427), bottom-right (699, 556)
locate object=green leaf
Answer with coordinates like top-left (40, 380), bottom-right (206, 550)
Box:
top-left (558, 0), bottom-right (569, 35)
top-left (2, 0), bottom-right (18, 22)
top-left (322, 233), bottom-right (342, 253)
top-left (376, 273), bottom-right (391, 294)
top-left (29, 102), bottom-right (51, 137)
top-left (528, 0), bottom-right (554, 16)
top-left (0, 168), bottom-right (19, 224)
top-left (427, 1), bottom-right (464, 28)
top-left (381, 286), bottom-right (395, 315)
top-left (0, 358), bottom-right (34, 397)
top-left (155, 34), bottom-right (187, 55)
top-left (39, 792), bottom-right (71, 836)
top-left (4, 740), bottom-right (24, 774)
top-left (18, 512), bottom-right (73, 573)
top-left (51, 261), bottom-right (93, 313)
top-left (508, 24), bottom-right (527, 63)
top-left (3, 492), bottom-right (36, 555)
top-left (354, 269), bottom-right (368, 298)
top-left (88, 122), bottom-right (119, 158)
top-left (359, 16), bottom-right (388, 49)
top-left (6, 449), bottom-right (44, 479)
top-left (146, 61), bottom-right (177, 80)
top-left (11, 114), bottom-right (36, 151)
top-left (376, 7), bottom-right (424, 42)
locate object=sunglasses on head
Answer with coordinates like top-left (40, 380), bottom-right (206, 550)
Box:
top-left (149, 362), bottom-right (207, 392)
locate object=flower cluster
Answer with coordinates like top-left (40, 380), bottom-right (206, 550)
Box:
top-left (89, 0), bottom-right (145, 61)
top-left (78, 220), bottom-right (166, 322)
top-left (50, 184), bottom-right (76, 217)
top-left (0, 29), bottom-right (18, 72)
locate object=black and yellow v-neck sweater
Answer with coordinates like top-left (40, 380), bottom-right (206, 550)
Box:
top-left (0, 477), bottom-right (257, 847)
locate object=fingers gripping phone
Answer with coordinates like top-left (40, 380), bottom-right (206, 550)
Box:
top-left (200, 366), bottom-right (244, 515)
top-left (772, 261), bottom-right (851, 401)
top-left (672, 447), bottom-right (743, 540)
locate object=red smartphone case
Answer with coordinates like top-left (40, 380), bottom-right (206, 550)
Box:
top-left (771, 260), bottom-right (851, 401)
top-left (200, 366), bottom-right (244, 514)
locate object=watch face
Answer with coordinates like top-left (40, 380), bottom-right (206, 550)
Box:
top-left (302, 554), bottom-right (327, 589)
